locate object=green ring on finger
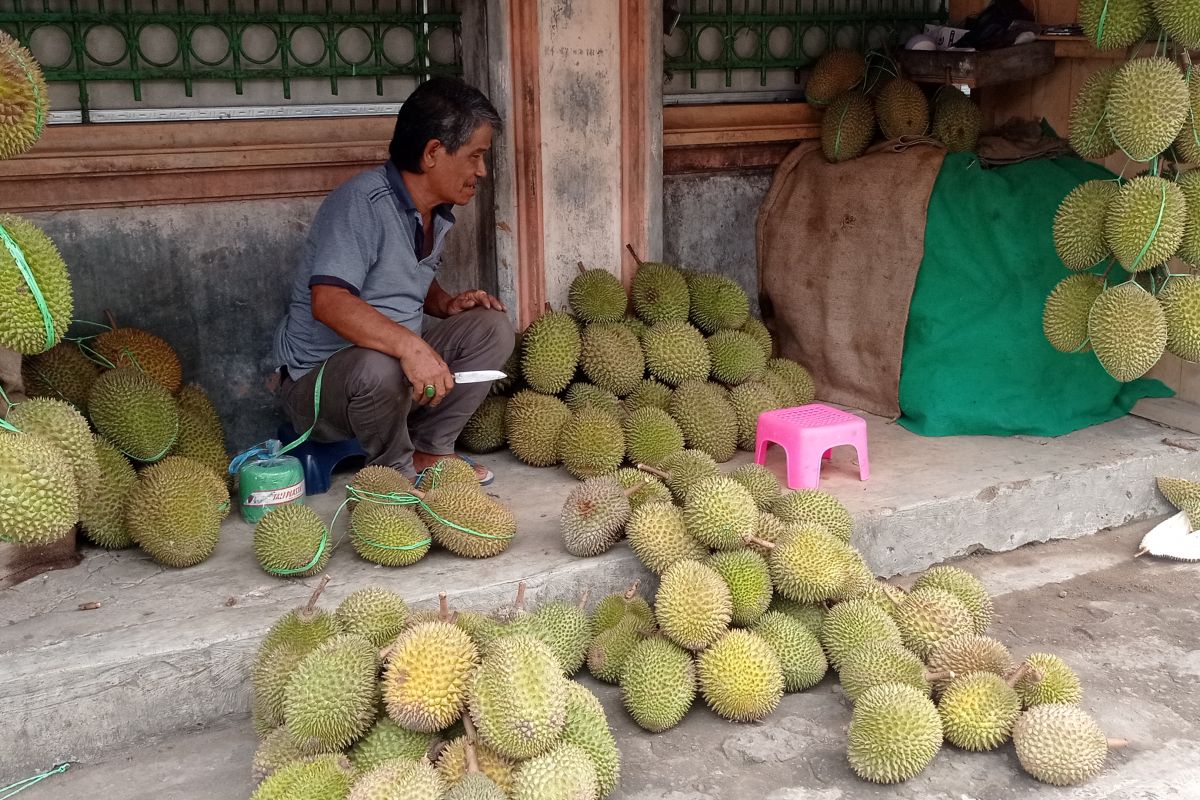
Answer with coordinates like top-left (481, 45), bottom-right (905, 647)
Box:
top-left (424, 384), bottom-right (436, 398)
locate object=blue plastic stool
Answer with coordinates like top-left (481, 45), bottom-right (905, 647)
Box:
top-left (276, 422), bottom-right (367, 496)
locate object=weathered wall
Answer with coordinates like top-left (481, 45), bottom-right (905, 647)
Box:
top-left (26, 195), bottom-right (489, 452)
top-left (662, 169), bottom-right (774, 317)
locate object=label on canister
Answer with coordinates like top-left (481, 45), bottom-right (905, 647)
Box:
top-left (245, 482), bottom-right (305, 507)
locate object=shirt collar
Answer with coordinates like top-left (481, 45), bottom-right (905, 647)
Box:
top-left (385, 161), bottom-right (456, 224)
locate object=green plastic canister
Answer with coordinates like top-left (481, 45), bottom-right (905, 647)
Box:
top-left (231, 441), bottom-right (306, 524)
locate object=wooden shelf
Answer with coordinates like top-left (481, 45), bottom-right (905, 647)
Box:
top-left (898, 41), bottom-right (1056, 88)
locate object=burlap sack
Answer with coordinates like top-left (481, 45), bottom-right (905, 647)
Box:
top-left (756, 139), bottom-right (947, 419)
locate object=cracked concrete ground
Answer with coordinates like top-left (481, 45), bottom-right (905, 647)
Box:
top-left (21, 518), bottom-right (1200, 800)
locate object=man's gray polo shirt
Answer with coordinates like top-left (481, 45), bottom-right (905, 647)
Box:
top-left (272, 162), bottom-right (455, 380)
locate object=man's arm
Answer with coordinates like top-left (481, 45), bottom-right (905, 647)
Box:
top-left (424, 279), bottom-right (507, 318)
top-left (312, 284), bottom-right (453, 405)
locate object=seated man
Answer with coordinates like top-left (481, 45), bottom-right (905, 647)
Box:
top-left (271, 76), bottom-right (514, 484)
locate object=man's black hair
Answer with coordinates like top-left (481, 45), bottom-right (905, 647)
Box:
top-left (389, 77), bottom-right (502, 173)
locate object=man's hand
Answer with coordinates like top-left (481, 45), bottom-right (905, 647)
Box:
top-left (398, 338), bottom-right (454, 406)
top-left (445, 289), bottom-right (506, 316)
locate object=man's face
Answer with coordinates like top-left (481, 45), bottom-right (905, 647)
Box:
top-left (429, 123), bottom-right (493, 206)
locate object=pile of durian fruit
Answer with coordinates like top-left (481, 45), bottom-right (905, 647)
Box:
top-left (806, 47), bottom-right (984, 164)
top-left (560, 466), bottom-right (1123, 789)
top-left (1, 32), bottom-right (229, 567)
top-left (249, 579), bottom-right (622, 799)
top-left (458, 256), bottom-right (816, 480)
top-left (1044, 3), bottom-right (1200, 382)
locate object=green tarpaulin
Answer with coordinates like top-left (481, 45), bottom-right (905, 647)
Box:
top-left (898, 152), bottom-right (1172, 437)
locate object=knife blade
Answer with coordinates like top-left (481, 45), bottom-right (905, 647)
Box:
top-left (454, 370), bottom-right (507, 384)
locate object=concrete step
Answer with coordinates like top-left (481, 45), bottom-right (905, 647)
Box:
top-left (2, 412), bottom-right (1197, 775)
top-left (21, 519), bottom-right (1200, 800)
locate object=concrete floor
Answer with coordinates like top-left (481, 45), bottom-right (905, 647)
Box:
top-left (2, 412), bottom-right (1199, 778)
top-left (23, 519), bottom-right (1200, 800)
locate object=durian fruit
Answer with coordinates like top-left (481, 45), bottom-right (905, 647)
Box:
top-left (418, 483), bottom-right (516, 558)
top-left (621, 314), bottom-right (647, 342)
top-left (249, 753), bottom-right (354, 800)
top-left (1044, 274), bottom-right (1105, 353)
top-left (1157, 475), bottom-right (1200, 522)
top-left (682, 474), bottom-right (758, 550)
top-left (0, 31), bottom-right (48, 160)
top-left (579, 322), bottom-right (644, 396)
top-left (419, 457), bottom-right (479, 489)
top-left (93, 327), bottom-right (182, 393)
top-left (504, 389), bottom-right (571, 467)
top-left (764, 357), bottom-right (816, 405)
top-left (696, 629), bottom-right (785, 722)
top-left (382, 619), bottom-right (478, 732)
top-left (669, 380), bottom-right (738, 462)
top-left (564, 382), bottom-right (623, 418)
top-left (349, 502), bottom-right (431, 567)
top-left (768, 595), bottom-right (828, 639)
top-left (0, 214), bottom-right (72, 354)
top-left (622, 377), bottom-right (674, 413)
top-left (251, 725), bottom-right (334, 783)
top-left (1107, 57), bottom-right (1189, 161)
top-left (820, 598), bottom-right (905, 671)
top-left (926, 634), bottom-right (1015, 692)
top-left (1161, 275), bottom-right (1200, 361)
top-left (436, 733), bottom-right (516, 796)
top-left (1079, 0), bottom-right (1152, 49)
top-left (1105, 175), bottom-right (1187, 272)
top-left (335, 587), bottom-right (408, 650)
top-left (1068, 66), bottom-right (1120, 159)
top-left (284, 634), bottom-right (378, 750)
top-left (707, 329), bottom-right (768, 385)
top-left (739, 317), bottom-right (773, 360)
top-left (586, 613), bottom-right (644, 683)
top-left (569, 267), bottom-right (626, 323)
top-left (655, 559), bottom-right (734, 651)
top-left (170, 405), bottom-right (228, 481)
top-left (650, 448), bottom-right (719, 504)
top-left (893, 586), bottom-right (975, 660)
top-left (622, 406), bottom-right (684, 467)
top-left (592, 582), bottom-right (655, 633)
top-left (846, 683), bottom-right (943, 783)
top-left (21, 342), bottom-right (99, 410)
top-left (1088, 281), bottom-right (1168, 381)
top-left (560, 475), bottom-right (634, 557)
top-left (760, 369), bottom-right (800, 407)
top-left (751, 610), bottom-right (828, 692)
top-left (533, 593), bottom-right (594, 676)
top-left (6, 397), bottom-right (100, 499)
top-left (490, 331), bottom-right (522, 397)
top-left (1152, 0), bottom-right (1200, 48)
top-left (912, 566), bottom-right (993, 634)
top-left (80, 434), bottom-right (137, 549)
top-left (1054, 180), bottom-right (1119, 270)
top-left (1177, 169), bottom-right (1200, 264)
top-left (728, 381), bottom-right (780, 452)
top-left (932, 87), bottom-right (982, 152)
top-left (560, 682), bottom-right (620, 797)
top-left (772, 488), bottom-right (854, 542)
top-left (753, 526), bottom-right (854, 604)
top-left (612, 466), bottom-right (673, 508)
top-left (520, 308), bottom-right (581, 395)
top-left (346, 716), bottom-right (433, 775)
top-left (729, 462), bottom-right (782, 510)
top-left (1175, 73), bottom-right (1200, 164)
top-left (642, 320), bottom-right (712, 386)
top-left (838, 642), bottom-right (940, 702)
top-left (875, 77), bottom-right (929, 139)
top-left (254, 504), bottom-right (330, 577)
top-left (347, 758), bottom-right (446, 800)
top-left (625, 500), bottom-right (708, 574)
top-left (89, 367), bottom-right (180, 462)
top-left (0, 431), bottom-right (79, 545)
top-left (557, 405), bottom-right (625, 480)
top-left (821, 90), bottom-right (876, 163)
top-left (688, 273), bottom-right (750, 333)
top-left (631, 261), bottom-right (690, 324)
top-left (707, 548), bottom-right (773, 626)
top-left (1013, 653), bottom-right (1084, 707)
top-left (805, 48), bottom-right (867, 106)
top-left (470, 633), bottom-right (569, 760)
top-left (510, 742), bottom-right (598, 800)
top-left (938, 671), bottom-right (1022, 751)
top-left (259, 578), bottom-right (340, 655)
top-left (347, 464), bottom-right (414, 510)
top-left (177, 382), bottom-right (222, 434)
top-left (125, 456), bottom-right (226, 567)
top-left (461, 395), bottom-right (507, 454)
top-left (253, 596), bottom-right (339, 734)
top-left (1013, 703), bottom-right (1112, 786)
top-left (618, 636), bottom-right (697, 732)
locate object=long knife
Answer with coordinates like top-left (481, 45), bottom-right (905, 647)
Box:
top-left (454, 370), bottom-right (507, 384)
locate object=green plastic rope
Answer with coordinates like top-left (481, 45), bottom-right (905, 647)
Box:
top-left (0, 763), bottom-right (71, 799)
top-left (832, 97), bottom-right (852, 160)
top-left (348, 486), bottom-right (513, 542)
top-left (1128, 181), bottom-right (1169, 273)
top-left (0, 383), bottom-right (19, 434)
top-left (0, 221), bottom-right (55, 352)
top-left (1094, 0), bottom-right (1110, 48)
top-left (266, 524), bottom-right (330, 576)
top-left (277, 358), bottom-right (331, 457)
top-left (75, 340), bottom-right (116, 369)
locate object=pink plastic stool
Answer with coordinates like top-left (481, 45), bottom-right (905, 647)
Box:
top-left (754, 403), bottom-right (870, 490)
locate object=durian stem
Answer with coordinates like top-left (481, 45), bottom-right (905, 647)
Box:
top-left (622, 479), bottom-right (649, 498)
top-left (1134, 547), bottom-right (1149, 558)
top-left (301, 574), bottom-right (332, 619)
top-left (102, 308), bottom-right (119, 330)
top-left (635, 463), bottom-right (669, 481)
top-left (577, 260), bottom-right (587, 275)
top-left (741, 533), bottom-right (776, 550)
top-left (1107, 737), bottom-right (1130, 749)
top-left (1006, 662), bottom-right (1039, 688)
top-left (438, 592), bottom-right (452, 622)
top-left (925, 669), bottom-right (956, 683)
top-left (514, 581), bottom-right (527, 612)
top-left (624, 580), bottom-right (641, 600)
top-left (625, 243), bottom-right (645, 266)
top-left (462, 715), bottom-right (483, 774)
top-left (578, 588), bottom-right (591, 610)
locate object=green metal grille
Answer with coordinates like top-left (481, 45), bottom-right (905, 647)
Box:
top-left (0, 0), bottom-right (463, 121)
top-left (665, 0), bottom-right (948, 89)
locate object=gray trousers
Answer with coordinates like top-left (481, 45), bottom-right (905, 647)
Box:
top-left (280, 308), bottom-right (514, 477)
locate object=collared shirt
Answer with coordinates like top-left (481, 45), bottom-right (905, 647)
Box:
top-left (271, 164), bottom-right (457, 379)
